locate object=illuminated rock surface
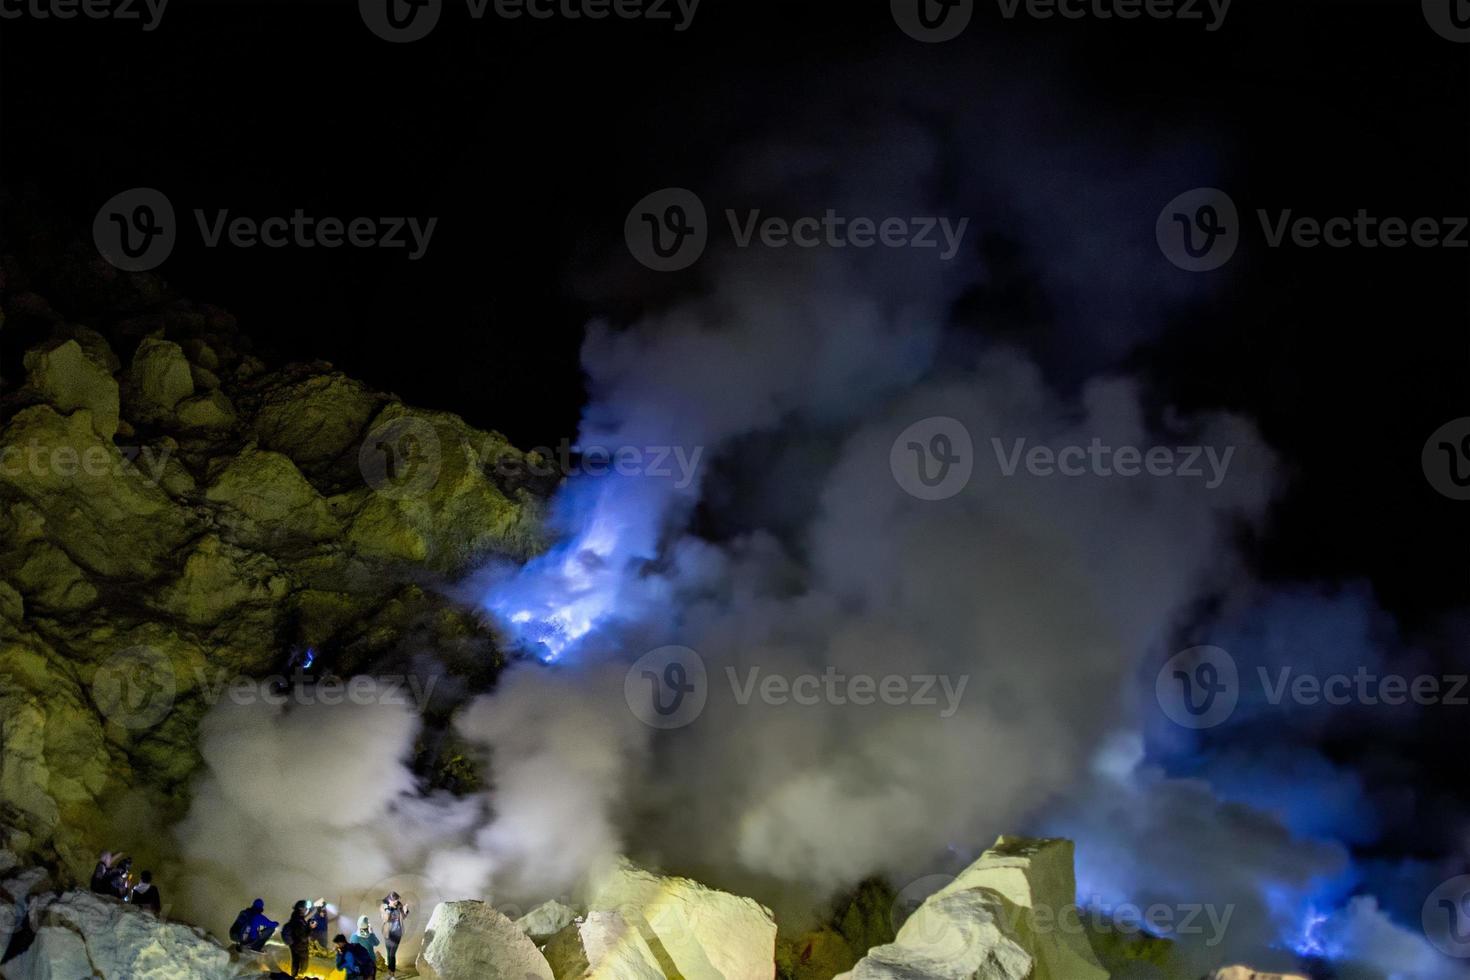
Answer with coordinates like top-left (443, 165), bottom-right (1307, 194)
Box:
top-left (415, 900), bottom-right (554, 980)
top-left (0, 888), bottom-right (235, 979)
top-left (585, 859), bottom-right (778, 980)
top-left (0, 280), bottom-right (545, 880)
top-left (542, 909), bottom-right (666, 980)
top-left (1209, 969), bottom-right (1308, 980)
top-left (835, 837), bottom-right (1109, 980)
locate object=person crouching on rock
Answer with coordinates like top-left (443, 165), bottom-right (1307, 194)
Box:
top-left (282, 900), bottom-right (312, 977)
top-left (351, 915), bottom-right (382, 964)
top-left (89, 852), bottom-right (116, 895)
top-left (380, 891), bottom-right (408, 978)
top-left (229, 898), bottom-right (277, 952)
top-left (335, 933), bottom-right (378, 978)
top-left (127, 870), bottom-right (162, 914)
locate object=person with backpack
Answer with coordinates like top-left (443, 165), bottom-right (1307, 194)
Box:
top-left (127, 870), bottom-right (162, 914)
top-left (350, 915), bottom-right (382, 961)
top-left (334, 933), bottom-right (377, 978)
top-left (229, 899), bottom-right (278, 952)
top-left (380, 892), bottom-right (409, 978)
top-left (281, 900), bottom-right (312, 977)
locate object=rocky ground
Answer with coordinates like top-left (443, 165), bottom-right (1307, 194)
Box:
top-left (0, 239), bottom-right (547, 883)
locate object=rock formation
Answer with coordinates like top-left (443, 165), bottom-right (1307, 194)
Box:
top-left (0, 255), bottom-right (547, 882)
top-left (835, 837), bottom-right (1109, 980)
top-left (416, 900), bottom-right (555, 980)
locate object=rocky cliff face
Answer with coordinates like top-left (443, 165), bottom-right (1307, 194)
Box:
top-left (0, 251), bottom-right (547, 883)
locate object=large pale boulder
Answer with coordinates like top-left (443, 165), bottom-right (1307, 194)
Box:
top-left (0, 889), bottom-right (236, 979)
top-left (416, 900), bottom-right (555, 980)
top-left (1211, 969), bottom-right (1308, 980)
top-left (543, 909), bottom-right (665, 980)
top-left (836, 837), bottom-right (1108, 980)
top-left (586, 859), bottom-right (777, 980)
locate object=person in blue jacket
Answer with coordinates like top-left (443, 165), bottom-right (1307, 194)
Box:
top-left (334, 933), bottom-right (377, 978)
top-left (230, 898), bottom-right (278, 952)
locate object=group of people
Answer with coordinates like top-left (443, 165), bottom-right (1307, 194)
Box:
top-left (230, 891), bottom-right (411, 979)
top-left (89, 851), bottom-right (162, 914)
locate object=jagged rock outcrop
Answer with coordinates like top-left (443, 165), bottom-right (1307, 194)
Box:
top-left (835, 837), bottom-right (1108, 980)
top-left (0, 887), bottom-right (236, 979)
top-left (516, 898), bottom-right (578, 943)
top-left (543, 909), bottom-right (666, 980)
top-left (416, 900), bottom-right (555, 980)
top-left (0, 261), bottom-right (546, 881)
top-left (583, 859), bottom-right (778, 980)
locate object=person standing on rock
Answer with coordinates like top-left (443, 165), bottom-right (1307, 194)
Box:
top-left (89, 852), bottom-right (115, 895)
top-left (335, 933), bottom-right (378, 978)
top-left (380, 891), bottom-right (409, 978)
top-left (106, 856), bottom-right (134, 900)
top-left (282, 899), bottom-right (312, 978)
top-left (127, 870), bottom-right (162, 914)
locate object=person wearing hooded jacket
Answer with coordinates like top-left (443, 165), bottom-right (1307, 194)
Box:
top-left (351, 915), bottom-right (382, 961)
top-left (127, 870), bottom-right (162, 914)
top-left (281, 900), bottom-right (312, 978)
top-left (230, 899), bottom-right (277, 952)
